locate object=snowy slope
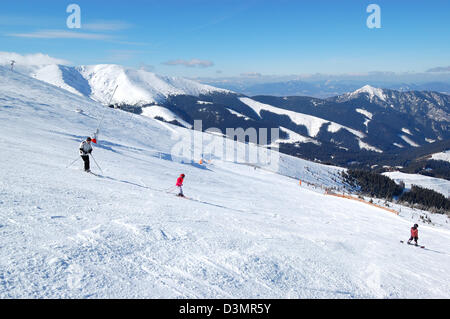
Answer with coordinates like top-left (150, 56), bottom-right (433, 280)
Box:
top-left (399, 135), bottom-right (419, 147)
top-left (141, 105), bottom-right (192, 128)
top-left (32, 65), bottom-right (84, 96)
top-left (278, 127), bottom-right (320, 145)
top-left (431, 150), bottom-right (450, 163)
top-left (5, 60), bottom-right (229, 106)
top-left (383, 172), bottom-right (450, 197)
top-left (239, 97), bottom-right (384, 153)
top-left (1, 67), bottom-right (449, 298)
top-left (239, 97), bottom-right (365, 139)
top-left (77, 64), bottom-right (229, 105)
top-left (350, 85), bottom-right (387, 101)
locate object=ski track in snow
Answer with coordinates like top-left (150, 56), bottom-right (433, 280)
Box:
top-left (0, 66), bottom-right (449, 298)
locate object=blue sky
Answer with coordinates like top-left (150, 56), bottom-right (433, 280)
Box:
top-left (1, 0), bottom-right (449, 77)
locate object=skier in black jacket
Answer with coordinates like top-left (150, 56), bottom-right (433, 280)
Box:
top-left (79, 137), bottom-right (93, 172)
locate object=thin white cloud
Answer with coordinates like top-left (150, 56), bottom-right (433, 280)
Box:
top-left (139, 63), bottom-right (155, 72)
top-left (426, 66), bottom-right (450, 73)
top-left (0, 15), bottom-right (58, 26)
top-left (7, 30), bottom-right (112, 40)
top-left (0, 52), bottom-right (70, 66)
top-left (240, 72), bottom-right (262, 77)
top-left (163, 59), bottom-right (214, 68)
top-left (111, 40), bottom-right (151, 46)
top-left (83, 21), bottom-right (132, 31)
top-left (105, 49), bottom-right (141, 62)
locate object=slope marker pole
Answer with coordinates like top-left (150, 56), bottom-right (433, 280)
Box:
top-left (96, 85), bottom-right (118, 133)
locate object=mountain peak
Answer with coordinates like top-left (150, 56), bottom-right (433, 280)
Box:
top-left (351, 85), bottom-right (386, 101)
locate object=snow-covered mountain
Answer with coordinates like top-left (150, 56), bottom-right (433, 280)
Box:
top-left (199, 78), bottom-right (450, 98)
top-left (1, 65), bottom-right (450, 298)
top-left (3, 54), bottom-right (449, 169)
top-left (9, 61), bottom-right (230, 106)
top-left (347, 85), bottom-right (387, 102)
top-left (332, 85), bottom-right (450, 122)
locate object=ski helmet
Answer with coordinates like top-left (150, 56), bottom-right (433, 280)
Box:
top-left (414, 224), bottom-right (418, 228)
top-left (181, 174), bottom-right (185, 177)
top-left (86, 137), bottom-right (92, 141)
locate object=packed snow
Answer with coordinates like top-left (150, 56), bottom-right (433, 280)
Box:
top-left (1, 67), bottom-right (449, 298)
top-left (383, 172), bottom-right (450, 198)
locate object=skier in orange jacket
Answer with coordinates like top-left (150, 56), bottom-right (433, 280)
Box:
top-left (408, 224), bottom-right (419, 246)
top-left (176, 174), bottom-right (185, 197)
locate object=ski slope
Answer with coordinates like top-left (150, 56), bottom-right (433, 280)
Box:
top-left (431, 150), bottom-right (450, 163)
top-left (383, 172), bottom-right (450, 197)
top-left (1, 67), bottom-right (449, 298)
top-left (239, 97), bottom-right (366, 139)
top-left (239, 97), bottom-right (384, 153)
top-left (141, 105), bottom-right (192, 128)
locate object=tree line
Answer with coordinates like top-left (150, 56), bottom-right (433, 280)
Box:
top-left (342, 169), bottom-right (449, 214)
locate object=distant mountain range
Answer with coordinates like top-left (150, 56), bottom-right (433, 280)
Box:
top-left (198, 79), bottom-right (450, 98)
top-left (5, 62), bottom-right (449, 173)
top-left (156, 86), bottom-right (449, 168)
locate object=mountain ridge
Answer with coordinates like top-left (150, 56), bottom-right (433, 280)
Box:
top-left (4, 61), bottom-right (449, 170)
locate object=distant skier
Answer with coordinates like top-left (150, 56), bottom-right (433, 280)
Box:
top-left (79, 137), bottom-right (93, 172)
top-left (176, 174), bottom-right (185, 197)
top-left (408, 224), bottom-right (419, 246)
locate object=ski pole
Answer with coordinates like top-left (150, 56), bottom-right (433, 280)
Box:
top-left (66, 156), bottom-right (80, 168)
top-left (90, 154), bottom-right (104, 175)
top-left (165, 186), bottom-right (176, 193)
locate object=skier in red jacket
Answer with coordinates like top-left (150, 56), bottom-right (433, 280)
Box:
top-left (408, 224), bottom-right (419, 246)
top-left (176, 174), bottom-right (185, 197)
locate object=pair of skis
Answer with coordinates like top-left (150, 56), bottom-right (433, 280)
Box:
top-left (176, 194), bottom-right (191, 200)
top-left (400, 240), bottom-right (425, 249)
